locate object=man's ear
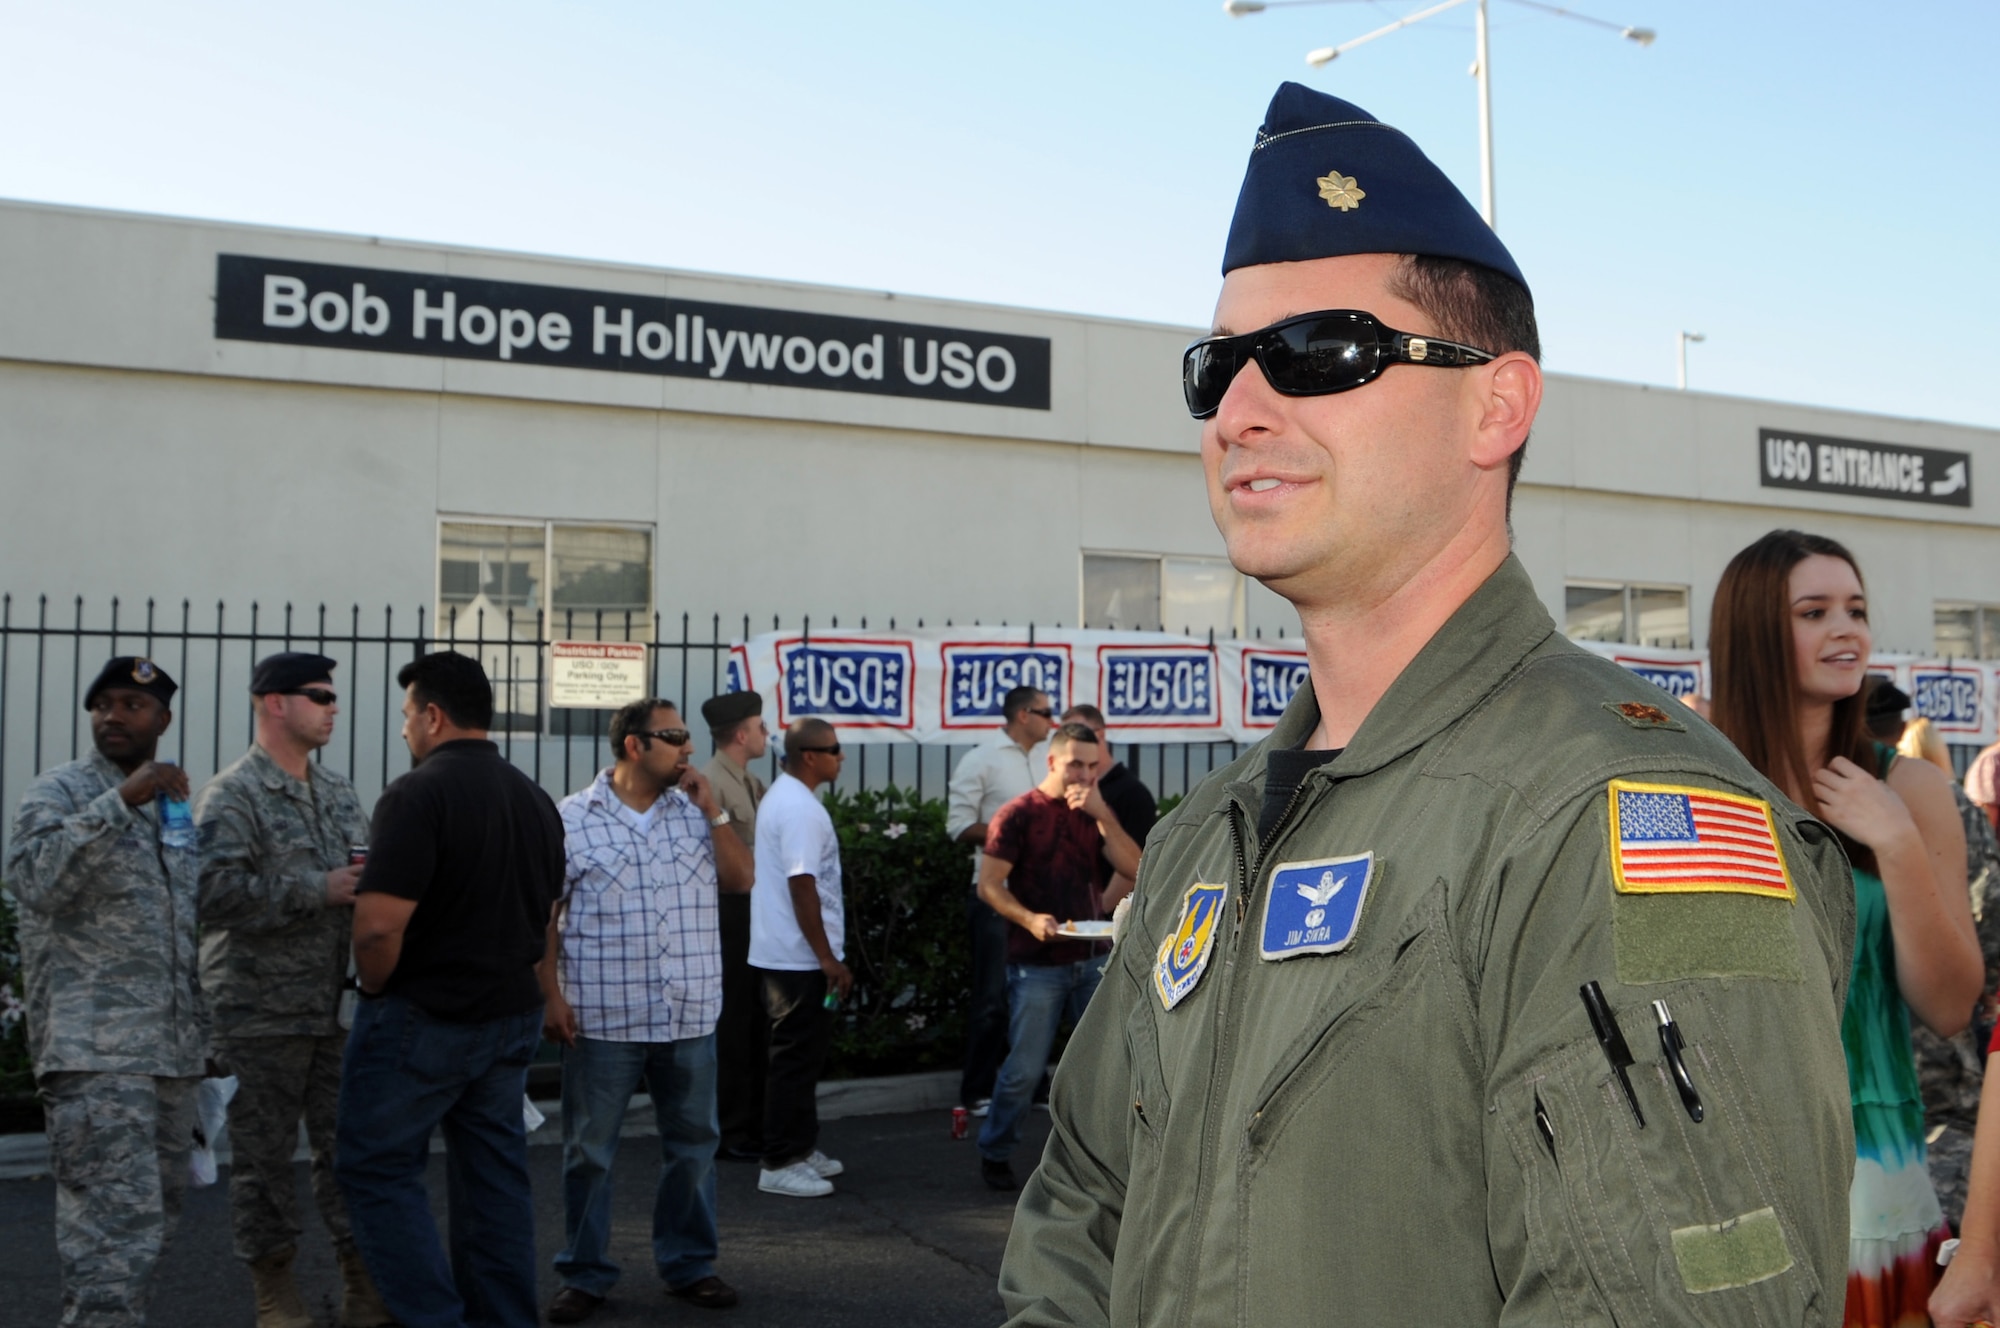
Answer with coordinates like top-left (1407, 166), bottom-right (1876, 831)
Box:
top-left (1469, 351), bottom-right (1542, 472)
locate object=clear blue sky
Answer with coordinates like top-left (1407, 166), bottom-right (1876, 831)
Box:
top-left (5, 1), bottom-right (1995, 428)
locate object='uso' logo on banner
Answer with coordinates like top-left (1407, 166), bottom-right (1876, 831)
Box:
top-left (1242, 650), bottom-right (1309, 727)
top-left (776, 638), bottom-right (916, 729)
top-left (940, 644), bottom-right (1071, 729)
top-left (1913, 667), bottom-right (1982, 733)
top-left (1612, 654), bottom-right (1704, 699)
top-left (724, 647), bottom-right (750, 696)
top-left (1098, 645), bottom-right (1220, 728)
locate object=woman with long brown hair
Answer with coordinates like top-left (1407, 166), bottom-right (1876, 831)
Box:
top-left (1712, 529), bottom-right (1982, 1327)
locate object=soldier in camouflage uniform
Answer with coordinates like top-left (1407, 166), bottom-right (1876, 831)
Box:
top-left (5, 657), bottom-right (208, 1328)
top-left (193, 652), bottom-right (390, 1328)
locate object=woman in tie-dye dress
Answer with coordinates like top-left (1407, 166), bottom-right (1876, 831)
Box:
top-left (1712, 529), bottom-right (1983, 1327)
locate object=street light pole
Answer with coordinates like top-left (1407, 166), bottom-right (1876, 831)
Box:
top-left (1262, 0), bottom-right (1653, 233)
top-left (1474, 0), bottom-right (1495, 226)
top-left (1677, 331), bottom-right (1705, 390)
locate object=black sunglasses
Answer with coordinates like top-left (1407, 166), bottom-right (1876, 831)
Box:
top-left (1025, 708), bottom-right (1056, 719)
top-left (637, 727), bottom-right (692, 747)
top-left (285, 687), bottom-right (338, 706)
top-left (795, 743), bottom-right (843, 757)
top-left (1182, 309), bottom-right (1495, 419)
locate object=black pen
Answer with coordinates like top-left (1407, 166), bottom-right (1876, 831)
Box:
top-left (1653, 999), bottom-right (1704, 1123)
top-left (1579, 981), bottom-right (1645, 1129)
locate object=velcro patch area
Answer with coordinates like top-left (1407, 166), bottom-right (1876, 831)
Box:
top-left (1670, 1207), bottom-right (1795, 1293)
top-left (1609, 780), bottom-right (1795, 902)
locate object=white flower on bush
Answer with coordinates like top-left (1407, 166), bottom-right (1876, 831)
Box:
top-left (0, 987), bottom-right (22, 1036)
top-left (905, 1013), bottom-right (927, 1031)
top-left (883, 822), bottom-right (908, 840)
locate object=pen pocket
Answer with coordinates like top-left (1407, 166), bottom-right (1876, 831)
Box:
top-left (1504, 990), bottom-right (1824, 1324)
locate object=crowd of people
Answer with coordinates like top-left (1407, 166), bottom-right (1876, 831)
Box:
top-left (4, 642), bottom-right (1157, 1328)
top-left (16, 74), bottom-right (2000, 1328)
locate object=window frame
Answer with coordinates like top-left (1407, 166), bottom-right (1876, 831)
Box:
top-left (434, 515), bottom-right (659, 734)
top-left (1079, 549), bottom-right (1245, 637)
top-left (1934, 601), bottom-right (2000, 661)
top-left (1562, 579), bottom-right (1693, 649)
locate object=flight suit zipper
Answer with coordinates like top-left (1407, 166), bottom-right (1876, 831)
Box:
top-left (1175, 774), bottom-right (1331, 1328)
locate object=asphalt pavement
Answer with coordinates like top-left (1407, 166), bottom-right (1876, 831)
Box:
top-left (0, 1107), bottom-right (1044, 1327)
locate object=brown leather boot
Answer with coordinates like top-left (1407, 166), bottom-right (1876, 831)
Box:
top-left (336, 1244), bottom-right (396, 1328)
top-left (248, 1247), bottom-right (316, 1328)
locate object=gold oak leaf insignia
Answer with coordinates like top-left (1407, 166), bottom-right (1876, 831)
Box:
top-left (1317, 171), bottom-right (1365, 211)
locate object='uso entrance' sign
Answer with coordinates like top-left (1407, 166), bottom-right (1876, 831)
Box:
top-left (214, 254), bottom-right (1052, 410)
top-left (1759, 428), bottom-right (1971, 508)
top-left (940, 644), bottom-right (1070, 730)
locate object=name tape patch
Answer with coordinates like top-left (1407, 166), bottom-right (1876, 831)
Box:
top-left (1609, 780), bottom-right (1795, 902)
top-left (1260, 853), bottom-right (1374, 960)
top-left (1155, 883), bottom-right (1227, 1011)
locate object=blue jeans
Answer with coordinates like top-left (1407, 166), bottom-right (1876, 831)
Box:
top-left (554, 1033), bottom-right (719, 1295)
top-left (334, 994), bottom-right (543, 1328)
top-left (977, 960), bottom-right (1103, 1163)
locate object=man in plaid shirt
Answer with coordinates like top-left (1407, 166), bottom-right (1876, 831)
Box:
top-left (539, 698), bottom-right (752, 1321)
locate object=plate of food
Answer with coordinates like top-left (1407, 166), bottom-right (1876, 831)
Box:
top-left (1055, 920), bottom-right (1115, 939)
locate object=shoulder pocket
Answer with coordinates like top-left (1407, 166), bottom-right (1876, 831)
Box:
top-left (1497, 986), bottom-right (1826, 1325)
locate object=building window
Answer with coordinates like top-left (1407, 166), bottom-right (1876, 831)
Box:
top-left (1935, 603), bottom-right (2000, 659)
top-left (438, 520), bottom-right (654, 730)
top-left (1082, 552), bottom-right (1244, 636)
top-left (1563, 581), bottom-right (1692, 648)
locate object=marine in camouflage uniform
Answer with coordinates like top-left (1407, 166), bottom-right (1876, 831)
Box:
top-left (193, 651), bottom-right (388, 1328)
top-left (4, 658), bottom-right (207, 1328)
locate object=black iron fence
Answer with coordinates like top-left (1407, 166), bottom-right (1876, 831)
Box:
top-left (0, 594), bottom-right (1247, 856)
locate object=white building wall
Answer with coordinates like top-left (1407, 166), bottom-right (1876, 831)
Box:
top-left (3, 197), bottom-right (1998, 651)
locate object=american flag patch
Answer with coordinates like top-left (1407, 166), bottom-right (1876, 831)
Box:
top-left (1608, 779), bottom-right (1795, 901)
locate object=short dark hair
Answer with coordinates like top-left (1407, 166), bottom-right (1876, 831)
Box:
top-left (1002, 686), bottom-right (1047, 723)
top-left (396, 651), bottom-right (494, 731)
top-left (1388, 255), bottom-right (1540, 505)
top-left (1048, 721), bottom-right (1100, 754)
top-left (1060, 703), bottom-right (1106, 729)
top-left (782, 717), bottom-right (836, 770)
top-left (609, 697), bottom-right (678, 762)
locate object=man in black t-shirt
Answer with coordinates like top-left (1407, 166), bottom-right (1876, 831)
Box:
top-left (973, 723), bottom-right (1142, 1192)
top-left (334, 651), bottom-right (564, 1328)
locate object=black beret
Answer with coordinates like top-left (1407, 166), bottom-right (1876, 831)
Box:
top-left (1222, 82), bottom-right (1528, 292)
top-left (83, 656), bottom-right (178, 710)
top-left (251, 651), bottom-right (338, 696)
top-left (1865, 678), bottom-right (1912, 721)
top-left (701, 691), bottom-right (763, 730)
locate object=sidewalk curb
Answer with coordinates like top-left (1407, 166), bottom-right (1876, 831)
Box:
top-left (0, 1069), bottom-right (958, 1181)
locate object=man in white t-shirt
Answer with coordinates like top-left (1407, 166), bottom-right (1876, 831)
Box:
top-left (748, 717), bottom-right (850, 1199)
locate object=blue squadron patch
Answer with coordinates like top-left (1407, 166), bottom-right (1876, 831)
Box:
top-left (1155, 883), bottom-right (1227, 1011)
top-left (1260, 853), bottom-right (1374, 960)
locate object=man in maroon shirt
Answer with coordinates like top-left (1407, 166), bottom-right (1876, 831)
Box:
top-left (974, 723), bottom-right (1142, 1190)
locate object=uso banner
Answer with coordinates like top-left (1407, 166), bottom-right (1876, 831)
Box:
top-left (725, 631), bottom-right (2000, 746)
top-left (727, 628), bottom-right (1302, 743)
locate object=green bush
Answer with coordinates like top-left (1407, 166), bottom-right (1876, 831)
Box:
top-left (0, 887), bottom-right (31, 1101)
top-left (821, 786), bottom-right (973, 1079)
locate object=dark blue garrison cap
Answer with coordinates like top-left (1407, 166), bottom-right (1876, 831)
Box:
top-left (1222, 82), bottom-right (1528, 294)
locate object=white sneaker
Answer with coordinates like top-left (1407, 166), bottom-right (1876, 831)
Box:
top-left (805, 1149), bottom-right (844, 1178)
top-left (967, 1098), bottom-right (992, 1118)
top-left (759, 1161), bottom-right (834, 1198)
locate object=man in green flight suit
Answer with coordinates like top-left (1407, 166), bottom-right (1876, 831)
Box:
top-left (996, 83), bottom-right (1858, 1327)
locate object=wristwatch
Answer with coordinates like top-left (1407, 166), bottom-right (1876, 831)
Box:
top-left (709, 809), bottom-right (732, 828)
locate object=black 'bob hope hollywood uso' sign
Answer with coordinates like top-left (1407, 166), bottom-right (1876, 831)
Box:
top-left (214, 254), bottom-right (1052, 411)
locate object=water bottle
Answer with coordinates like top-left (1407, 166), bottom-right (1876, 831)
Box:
top-left (157, 768), bottom-right (195, 850)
